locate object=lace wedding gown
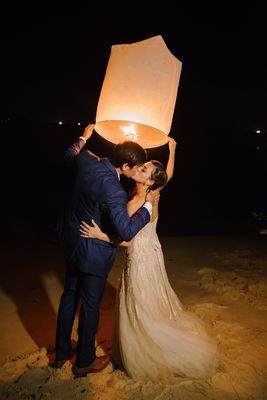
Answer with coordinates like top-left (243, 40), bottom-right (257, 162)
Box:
top-left (112, 216), bottom-right (217, 382)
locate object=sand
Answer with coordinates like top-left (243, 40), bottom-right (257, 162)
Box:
top-left (0, 234), bottom-right (267, 399)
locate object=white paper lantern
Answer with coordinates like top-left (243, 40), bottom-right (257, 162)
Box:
top-left (94, 35), bottom-right (182, 148)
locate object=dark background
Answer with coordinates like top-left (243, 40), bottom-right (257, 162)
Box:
top-left (1, 3), bottom-right (266, 239)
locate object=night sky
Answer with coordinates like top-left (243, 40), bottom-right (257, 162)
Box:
top-left (1, 3), bottom-right (266, 237)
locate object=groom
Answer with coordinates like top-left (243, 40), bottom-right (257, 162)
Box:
top-left (54, 124), bottom-right (159, 377)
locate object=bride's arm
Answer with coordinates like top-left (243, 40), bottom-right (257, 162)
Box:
top-left (80, 220), bottom-right (132, 247)
top-left (80, 195), bottom-right (145, 246)
top-left (166, 138), bottom-right (177, 183)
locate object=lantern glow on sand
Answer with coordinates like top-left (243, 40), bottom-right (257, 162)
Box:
top-left (95, 35), bottom-right (182, 148)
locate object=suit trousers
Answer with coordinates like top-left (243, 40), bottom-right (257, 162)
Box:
top-left (55, 259), bottom-right (107, 367)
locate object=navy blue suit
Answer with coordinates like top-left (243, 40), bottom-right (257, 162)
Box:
top-left (55, 138), bottom-right (150, 367)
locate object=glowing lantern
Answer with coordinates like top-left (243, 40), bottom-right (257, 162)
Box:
top-left (94, 35), bottom-right (182, 148)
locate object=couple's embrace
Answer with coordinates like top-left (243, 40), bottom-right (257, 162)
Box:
top-left (54, 124), bottom-right (217, 381)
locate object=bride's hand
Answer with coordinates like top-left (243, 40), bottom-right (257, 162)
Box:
top-left (168, 137), bottom-right (177, 153)
top-left (80, 219), bottom-right (103, 239)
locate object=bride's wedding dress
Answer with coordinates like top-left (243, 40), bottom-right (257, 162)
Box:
top-left (112, 216), bottom-right (217, 381)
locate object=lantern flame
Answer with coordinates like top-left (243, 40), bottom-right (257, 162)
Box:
top-left (120, 123), bottom-right (138, 140)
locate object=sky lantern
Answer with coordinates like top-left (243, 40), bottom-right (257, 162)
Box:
top-left (94, 35), bottom-right (182, 148)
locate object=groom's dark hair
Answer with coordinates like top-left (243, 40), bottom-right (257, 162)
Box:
top-left (110, 141), bottom-right (147, 168)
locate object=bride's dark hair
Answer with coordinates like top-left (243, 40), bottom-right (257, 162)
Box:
top-left (149, 160), bottom-right (168, 191)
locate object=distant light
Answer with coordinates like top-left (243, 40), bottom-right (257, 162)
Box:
top-left (77, 122), bottom-right (81, 126)
top-left (256, 130), bottom-right (261, 134)
top-left (256, 146), bottom-right (260, 150)
top-left (58, 121), bottom-right (63, 125)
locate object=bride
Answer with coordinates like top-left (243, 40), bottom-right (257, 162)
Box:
top-left (80, 138), bottom-right (217, 381)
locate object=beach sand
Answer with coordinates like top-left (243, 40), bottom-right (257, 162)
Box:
top-left (1, 234), bottom-right (267, 399)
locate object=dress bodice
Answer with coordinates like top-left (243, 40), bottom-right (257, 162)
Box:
top-left (128, 215), bottom-right (160, 252)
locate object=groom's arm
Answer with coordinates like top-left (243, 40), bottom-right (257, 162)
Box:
top-left (102, 182), bottom-right (160, 242)
top-left (64, 123), bottom-right (95, 161)
top-left (103, 187), bottom-right (151, 243)
top-left (64, 137), bottom-right (87, 161)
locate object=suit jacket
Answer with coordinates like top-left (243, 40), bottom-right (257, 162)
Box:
top-left (58, 139), bottom-right (150, 276)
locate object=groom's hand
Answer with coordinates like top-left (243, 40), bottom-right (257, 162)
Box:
top-left (82, 124), bottom-right (95, 141)
top-left (146, 189), bottom-right (160, 207)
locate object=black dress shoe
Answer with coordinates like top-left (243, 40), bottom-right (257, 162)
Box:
top-left (72, 355), bottom-right (110, 377)
top-left (51, 358), bottom-right (68, 369)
